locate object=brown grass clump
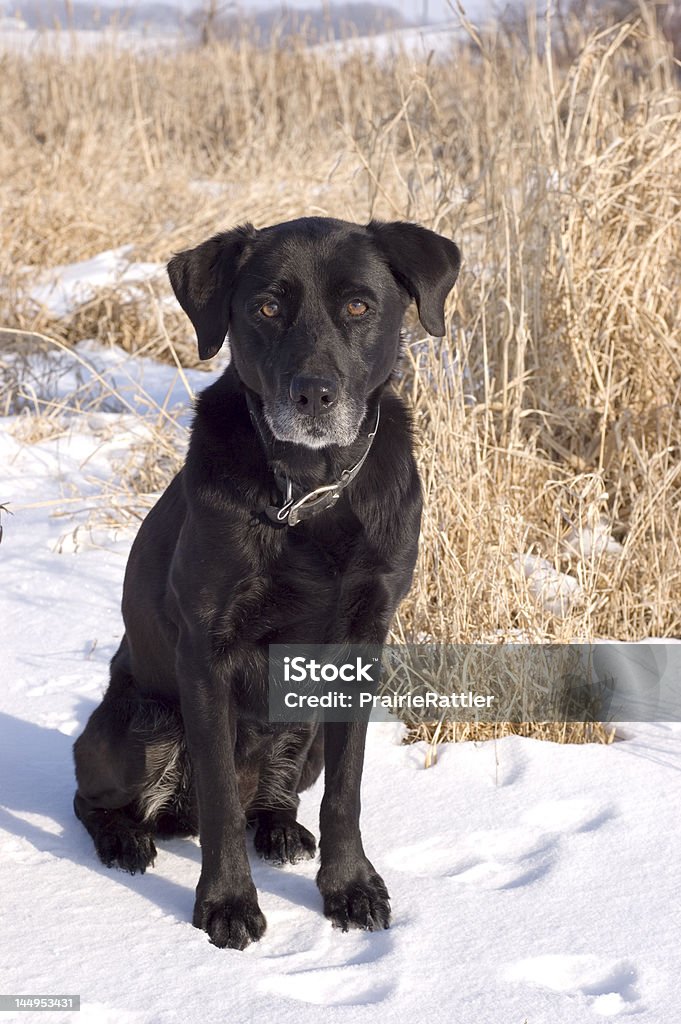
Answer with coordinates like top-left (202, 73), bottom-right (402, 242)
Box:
top-left (1, 14), bottom-right (679, 744)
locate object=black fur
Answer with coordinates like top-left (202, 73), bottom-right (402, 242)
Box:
top-left (73, 216), bottom-right (460, 949)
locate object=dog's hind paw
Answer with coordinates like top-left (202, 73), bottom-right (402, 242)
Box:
top-left (254, 818), bottom-right (316, 865)
top-left (89, 815), bottom-right (157, 874)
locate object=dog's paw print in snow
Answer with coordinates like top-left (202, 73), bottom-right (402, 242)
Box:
top-left (521, 797), bottom-right (616, 834)
top-left (257, 907), bottom-right (328, 961)
top-left (261, 965), bottom-right (394, 1006)
top-left (506, 954), bottom-right (641, 1017)
top-left (385, 827), bottom-right (557, 890)
top-left (259, 920), bottom-right (396, 1006)
top-left (385, 797), bottom-right (615, 892)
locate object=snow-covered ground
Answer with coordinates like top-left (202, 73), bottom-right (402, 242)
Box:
top-left (0, 23), bottom-right (188, 55)
top-left (0, 16), bottom-right (478, 60)
top-left (313, 19), bottom-right (469, 60)
top-left (27, 248), bottom-right (166, 320)
top-left (1, 337), bottom-right (680, 1023)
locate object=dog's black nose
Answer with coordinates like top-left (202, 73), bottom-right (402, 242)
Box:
top-left (289, 375), bottom-right (338, 417)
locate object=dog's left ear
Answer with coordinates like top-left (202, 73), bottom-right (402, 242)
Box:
top-left (167, 224), bottom-right (256, 360)
top-left (367, 220), bottom-right (461, 337)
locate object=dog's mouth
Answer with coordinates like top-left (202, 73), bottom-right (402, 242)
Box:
top-left (263, 400), bottom-right (365, 450)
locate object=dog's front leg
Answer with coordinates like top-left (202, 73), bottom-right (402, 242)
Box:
top-left (177, 640), bottom-right (266, 950)
top-left (317, 720), bottom-right (390, 931)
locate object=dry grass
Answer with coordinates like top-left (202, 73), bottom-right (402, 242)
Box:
top-left (1, 13), bottom-right (679, 744)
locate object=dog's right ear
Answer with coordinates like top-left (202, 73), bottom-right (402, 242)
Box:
top-left (167, 224), bottom-right (256, 360)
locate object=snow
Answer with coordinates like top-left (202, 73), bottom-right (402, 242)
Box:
top-left (563, 520), bottom-right (624, 559)
top-left (0, 26), bottom-right (187, 56)
top-left (4, 339), bottom-right (218, 421)
top-left (2, 346), bottom-right (680, 1022)
top-left (513, 552), bottom-right (583, 617)
top-left (313, 20), bottom-right (468, 60)
top-left (0, 17), bottom-right (483, 63)
top-left (27, 247), bottom-right (165, 319)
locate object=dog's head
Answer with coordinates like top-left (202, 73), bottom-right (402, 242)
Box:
top-left (168, 217), bottom-right (460, 449)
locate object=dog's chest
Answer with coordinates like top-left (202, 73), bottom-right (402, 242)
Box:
top-left (240, 517), bottom-right (370, 643)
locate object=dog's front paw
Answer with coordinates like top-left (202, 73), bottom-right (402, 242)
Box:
top-left (317, 863), bottom-right (391, 932)
top-left (254, 818), bottom-right (316, 865)
top-left (193, 891), bottom-right (266, 950)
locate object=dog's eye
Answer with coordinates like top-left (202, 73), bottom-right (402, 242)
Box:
top-left (260, 301), bottom-right (280, 318)
top-left (347, 300), bottom-right (368, 317)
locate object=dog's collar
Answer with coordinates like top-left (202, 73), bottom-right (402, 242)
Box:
top-left (245, 392), bottom-right (380, 527)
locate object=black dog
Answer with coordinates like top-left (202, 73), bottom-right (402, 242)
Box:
top-left (73, 217), bottom-right (460, 950)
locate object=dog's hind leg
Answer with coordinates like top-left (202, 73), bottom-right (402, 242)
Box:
top-left (73, 651), bottom-right (194, 873)
top-left (249, 727), bottom-right (321, 866)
